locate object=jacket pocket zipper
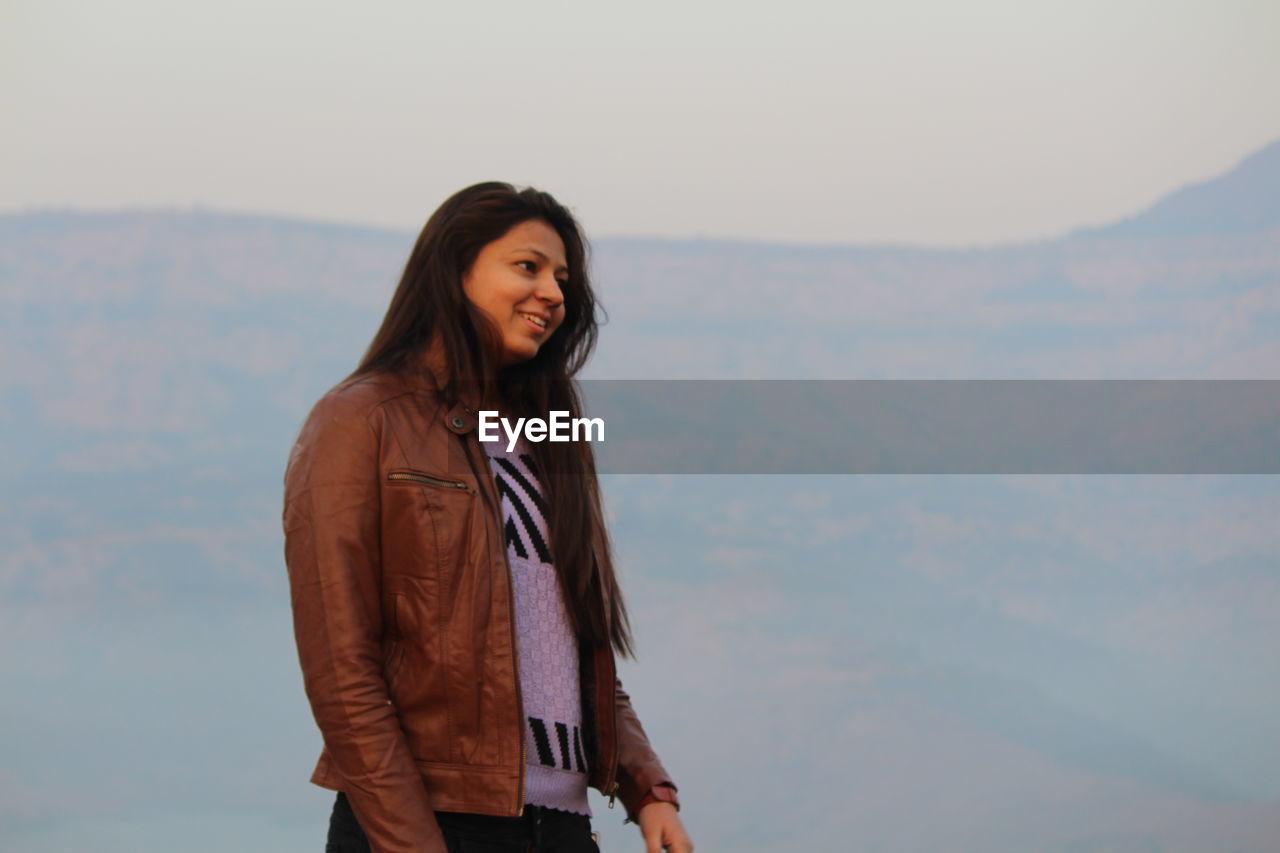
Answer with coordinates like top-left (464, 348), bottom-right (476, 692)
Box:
top-left (387, 470), bottom-right (472, 492)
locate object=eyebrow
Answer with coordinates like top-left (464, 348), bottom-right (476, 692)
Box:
top-left (512, 247), bottom-right (569, 275)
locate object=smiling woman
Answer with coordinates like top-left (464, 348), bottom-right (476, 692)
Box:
top-left (462, 219), bottom-right (569, 366)
top-left (282, 183), bottom-right (693, 853)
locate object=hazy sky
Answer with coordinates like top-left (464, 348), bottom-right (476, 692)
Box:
top-left (5, 0), bottom-right (1279, 246)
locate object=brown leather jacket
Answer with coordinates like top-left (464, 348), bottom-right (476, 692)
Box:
top-left (283, 357), bottom-right (675, 853)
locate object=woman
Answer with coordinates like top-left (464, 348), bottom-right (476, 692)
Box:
top-left (283, 182), bottom-right (694, 853)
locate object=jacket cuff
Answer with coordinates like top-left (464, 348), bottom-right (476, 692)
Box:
top-left (630, 782), bottom-right (679, 820)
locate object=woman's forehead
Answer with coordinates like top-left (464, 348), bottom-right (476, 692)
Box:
top-left (494, 220), bottom-right (567, 268)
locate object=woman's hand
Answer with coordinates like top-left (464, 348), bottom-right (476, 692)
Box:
top-left (637, 801), bottom-right (693, 853)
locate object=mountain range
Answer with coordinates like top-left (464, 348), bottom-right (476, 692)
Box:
top-left (2, 140), bottom-right (1278, 852)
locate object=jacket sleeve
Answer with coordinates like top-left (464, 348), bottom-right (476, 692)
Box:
top-left (283, 390), bottom-right (447, 853)
top-left (613, 678), bottom-right (681, 823)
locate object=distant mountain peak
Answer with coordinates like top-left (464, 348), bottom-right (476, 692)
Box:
top-left (1236, 137), bottom-right (1280, 174)
top-left (1080, 138), bottom-right (1280, 239)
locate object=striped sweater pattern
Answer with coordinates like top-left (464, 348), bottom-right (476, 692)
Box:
top-left (484, 436), bottom-right (590, 816)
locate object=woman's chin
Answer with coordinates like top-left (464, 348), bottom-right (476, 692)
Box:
top-left (500, 347), bottom-right (539, 366)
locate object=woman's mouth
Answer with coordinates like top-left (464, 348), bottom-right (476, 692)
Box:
top-left (518, 311), bottom-right (547, 332)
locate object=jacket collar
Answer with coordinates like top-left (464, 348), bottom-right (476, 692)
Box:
top-left (405, 339), bottom-right (482, 436)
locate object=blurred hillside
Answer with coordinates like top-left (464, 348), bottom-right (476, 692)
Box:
top-left (2, 141), bottom-right (1278, 852)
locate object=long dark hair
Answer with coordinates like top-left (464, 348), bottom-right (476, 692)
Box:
top-left (351, 181), bottom-right (633, 658)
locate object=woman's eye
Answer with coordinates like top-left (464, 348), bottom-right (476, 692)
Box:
top-left (516, 260), bottom-right (537, 273)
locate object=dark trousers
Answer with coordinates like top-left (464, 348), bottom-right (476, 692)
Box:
top-left (325, 791), bottom-right (601, 853)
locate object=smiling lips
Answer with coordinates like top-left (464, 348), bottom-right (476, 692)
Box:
top-left (518, 311), bottom-right (548, 332)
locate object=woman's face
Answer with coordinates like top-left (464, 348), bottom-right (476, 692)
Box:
top-left (462, 219), bottom-right (568, 366)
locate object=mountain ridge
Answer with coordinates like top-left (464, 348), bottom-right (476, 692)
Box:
top-left (4, 137), bottom-right (1277, 252)
top-left (1074, 138), bottom-right (1280, 239)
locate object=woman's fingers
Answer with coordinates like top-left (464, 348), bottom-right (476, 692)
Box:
top-left (638, 802), bottom-right (693, 853)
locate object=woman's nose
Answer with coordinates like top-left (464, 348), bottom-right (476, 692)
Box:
top-left (537, 274), bottom-right (564, 306)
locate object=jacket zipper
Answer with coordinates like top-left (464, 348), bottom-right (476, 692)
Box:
top-left (466, 439), bottom-right (526, 817)
top-left (506, 539), bottom-right (526, 818)
top-left (589, 547), bottom-right (621, 812)
top-left (509, 558), bottom-right (524, 819)
top-left (604, 649), bottom-right (620, 810)
top-left (386, 470), bottom-right (472, 491)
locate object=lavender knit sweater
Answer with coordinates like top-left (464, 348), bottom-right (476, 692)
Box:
top-left (484, 436), bottom-right (590, 816)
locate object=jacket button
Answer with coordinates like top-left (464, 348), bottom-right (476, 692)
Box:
top-left (450, 416), bottom-right (465, 429)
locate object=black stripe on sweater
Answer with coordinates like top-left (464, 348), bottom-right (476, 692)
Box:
top-left (555, 722), bottom-right (572, 770)
top-left (495, 456), bottom-right (548, 514)
top-left (494, 471), bottom-right (552, 563)
top-left (572, 725), bottom-right (586, 773)
top-left (528, 717), bottom-right (556, 767)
